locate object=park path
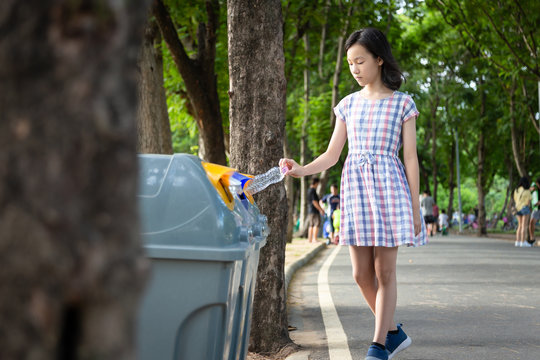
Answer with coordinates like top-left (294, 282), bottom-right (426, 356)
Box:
top-left (287, 235), bottom-right (540, 360)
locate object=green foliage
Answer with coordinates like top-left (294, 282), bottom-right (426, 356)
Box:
top-left (159, 0), bottom-right (539, 219)
top-left (161, 0), bottom-right (229, 155)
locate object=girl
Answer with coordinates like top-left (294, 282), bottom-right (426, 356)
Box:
top-left (280, 28), bottom-right (427, 360)
top-left (513, 176), bottom-right (532, 247)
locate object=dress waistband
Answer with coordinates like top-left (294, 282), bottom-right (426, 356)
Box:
top-left (349, 150), bottom-right (398, 166)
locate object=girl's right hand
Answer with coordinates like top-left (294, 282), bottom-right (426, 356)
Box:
top-left (279, 158), bottom-right (304, 178)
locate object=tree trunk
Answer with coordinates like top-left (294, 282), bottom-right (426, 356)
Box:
top-left (446, 139), bottom-right (456, 223)
top-left (476, 130), bottom-right (488, 236)
top-left (497, 160), bottom-right (514, 223)
top-left (476, 80), bottom-right (488, 236)
top-left (508, 76), bottom-right (528, 176)
top-left (299, 32), bottom-right (311, 235)
top-left (317, 0), bottom-right (331, 79)
top-left (418, 153), bottom-right (430, 192)
top-left (136, 17), bottom-right (173, 154)
top-left (284, 138), bottom-right (295, 243)
top-left (153, 0), bottom-right (227, 165)
top-left (227, 0), bottom-right (291, 353)
top-left (430, 95), bottom-right (440, 202)
top-left (0, 1), bottom-right (150, 359)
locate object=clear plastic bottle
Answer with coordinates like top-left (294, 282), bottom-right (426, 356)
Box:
top-left (245, 166), bottom-right (287, 195)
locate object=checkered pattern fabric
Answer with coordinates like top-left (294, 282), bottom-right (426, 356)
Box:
top-left (334, 91), bottom-right (428, 247)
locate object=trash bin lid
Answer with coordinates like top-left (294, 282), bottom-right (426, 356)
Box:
top-left (137, 154), bottom-right (246, 249)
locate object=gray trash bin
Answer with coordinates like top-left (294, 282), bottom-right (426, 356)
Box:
top-left (224, 198), bottom-right (268, 360)
top-left (136, 154), bottom-right (268, 360)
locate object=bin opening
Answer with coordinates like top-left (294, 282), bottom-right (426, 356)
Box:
top-left (201, 162), bottom-right (254, 210)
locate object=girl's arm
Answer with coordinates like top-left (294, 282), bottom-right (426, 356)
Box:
top-left (280, 119), bottom-right (347, 178)
top-left (402, 116), bottom-right (422, 235)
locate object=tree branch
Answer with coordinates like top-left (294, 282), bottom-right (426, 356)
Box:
top-left (512, 0), bottom-right (538, 58)
top-left (509, 11), bottom-right (536, 62)
top-left (433, 0), bottom-right (512, 74)
top-left (479, 3), bottom-right (539, 78)
top-left (202, 0), bottom-right (219, 66)
top-left (520, 79), bottom-right (540, 134)
top-left (153, 0), bottom-right (195, 81)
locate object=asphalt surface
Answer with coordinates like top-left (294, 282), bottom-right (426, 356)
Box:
top-left (287, 235), bottom-right (540, 360)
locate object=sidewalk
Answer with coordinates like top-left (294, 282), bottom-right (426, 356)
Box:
top-left (284, 238), bottom-right (327, 291)
top-left (249, 232), bottom-right (536, 360)
top-left (246, 238), bottom-right (327, 360)
top-left (284, 234), bottom-right (540, 360)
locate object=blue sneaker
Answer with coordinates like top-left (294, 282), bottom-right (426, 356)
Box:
top-left (386, 323), bottom-right (412, 359)
top-left (365, 344), bottom-right (388, 360)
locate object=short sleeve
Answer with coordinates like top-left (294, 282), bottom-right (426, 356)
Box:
top-left (402, 95), bottom-right (419, 123)
top-left (334, 97), bottom-right (347, 122)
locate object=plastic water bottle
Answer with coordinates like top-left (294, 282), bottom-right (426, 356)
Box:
top-left (245, 166), bottom-right (287, 195)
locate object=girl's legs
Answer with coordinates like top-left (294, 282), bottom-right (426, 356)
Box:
top-left (516, 215), bottom-right (522, 244)
top-left (373, 246), bottom-right (399, 343)
top-left (349, 246), bottom-right (399, 344)
top-left (522, 215), bottom-right (530, 243)
top-left (349, 246), bottom-right (377, 312)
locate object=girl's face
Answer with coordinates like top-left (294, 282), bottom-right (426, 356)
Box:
top-left (346, 44), bottom-right (383, 87)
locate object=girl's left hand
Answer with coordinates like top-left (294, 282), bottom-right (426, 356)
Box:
top-left (413, 211), bottom-right (422, 236)
top-left (279, 158), bottom-right (304, 178)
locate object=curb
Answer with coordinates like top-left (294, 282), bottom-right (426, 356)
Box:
top-left (284, 242), bottom-right (326, 292)
top-left (284, 350), bottom-right (310, 360)
top-left (283, 242), bottom-right (327, 360)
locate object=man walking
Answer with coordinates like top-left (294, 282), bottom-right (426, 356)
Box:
top-left (421, 190), bottom-right (435, 236)
top-left (307, 177), bottom-right (325, 243)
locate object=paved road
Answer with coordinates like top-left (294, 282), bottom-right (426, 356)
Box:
top-left (287, 235), bottom-right (540, 360)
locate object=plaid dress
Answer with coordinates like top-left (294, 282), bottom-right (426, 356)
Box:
top-left (334, 91), bottom-right (428, 247)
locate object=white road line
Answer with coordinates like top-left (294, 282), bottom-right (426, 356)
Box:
top-left (318, 245), bottom-right (353, 360)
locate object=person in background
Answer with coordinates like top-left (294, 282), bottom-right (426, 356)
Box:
top-left (307, 177), bottom-right (325, 243)
top-left (438, 209), bottom-right (449, 236)
top-left (320, 184), bottom-right (341, 243)
top-left (332, 204), bottom-right (341, 244)
top-left (432, 202), bottom-right (439, 235)
top-left (513, 176), bottom-right (532, 247)
top-left (421, 190), bottom-right (435, 236)
top-left (452, 210), bottom-right (460, 227)
top-left (529, 177), bottom-right (540, 245)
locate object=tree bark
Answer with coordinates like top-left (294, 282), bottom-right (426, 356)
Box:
top-left (136, 17), bottom-right (173, 154)
top-left (508, 76), bottom-right (528, 177)
top-left (0, 1), bottom-right (150, 359)
top-left (227, 0), bottom-right (291, 353)
top-left (153, 0), bottom-right (227, 164)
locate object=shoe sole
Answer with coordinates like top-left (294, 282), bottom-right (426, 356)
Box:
top-left (365, 356), bottom-right (387, 360)
top-left (388, 336), bottom-right (412, 359)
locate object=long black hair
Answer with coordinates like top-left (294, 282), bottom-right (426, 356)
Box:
top-left (345, 28), bottom-right (404, 90)
top-left (517, 176), bottom-right (530, 190)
